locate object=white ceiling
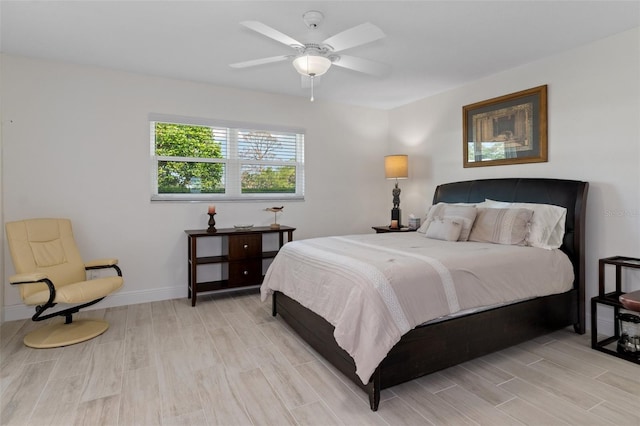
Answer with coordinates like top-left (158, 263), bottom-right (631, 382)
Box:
top-left (2, 1), bottom-right (639, 110)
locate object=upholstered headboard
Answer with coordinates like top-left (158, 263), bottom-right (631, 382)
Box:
top-left (433, 178), bottom-right (589, 331)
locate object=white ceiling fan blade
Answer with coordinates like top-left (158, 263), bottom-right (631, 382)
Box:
top-left (240, 21), bottom-right (304, 48)
top-left (229, 55), bottom-right (291, 69)
top-left (301, 74), bottom-right (322, 88)
top-left (332, 55), bottom-right (391, 77)
top-left (322, 22), bottom-right (385, 53)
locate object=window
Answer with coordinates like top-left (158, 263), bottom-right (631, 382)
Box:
top-left (150, 114), bottom-right (304, 201)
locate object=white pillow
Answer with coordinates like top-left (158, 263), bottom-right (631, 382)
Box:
top-left (425, 217), bottom-right (462, 241)
top-left (419, 203), bottom-right (478, 241)
top-left (483, 199), bottom-right (567, 249)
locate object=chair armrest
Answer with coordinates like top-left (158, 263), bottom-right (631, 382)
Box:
top-left (85, 258), bottom-right (118, 269)
top-left (9, 272), bottom-right (49, 285)
top-left (85, 258), bottom-right (122, 277)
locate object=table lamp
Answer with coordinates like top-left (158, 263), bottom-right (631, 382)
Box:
top-left (384, 154), bottom-right (408, 228)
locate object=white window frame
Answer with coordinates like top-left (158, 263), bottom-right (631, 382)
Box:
top-left (150, 114), bottom-right (305, 202)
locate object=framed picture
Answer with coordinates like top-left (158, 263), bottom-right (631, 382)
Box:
top-left (463, 85), bottom-right (547, 168)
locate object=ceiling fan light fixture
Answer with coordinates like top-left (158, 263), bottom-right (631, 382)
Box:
top-left (293, 54), bottom-right (332, 77)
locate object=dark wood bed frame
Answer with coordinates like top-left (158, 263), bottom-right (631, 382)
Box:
top-left (271, 178), bottom-right (589, 411)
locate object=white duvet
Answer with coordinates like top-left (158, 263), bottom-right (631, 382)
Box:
top-left (260, 232), bottom-right (574, 384)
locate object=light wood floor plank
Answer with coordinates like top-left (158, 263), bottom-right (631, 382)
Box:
top-left (156, 348), bottom-right (203, 419)
top-left (124, 301), bottom-right (152, 328)
top-left (73, 394), bottom-right (120, 426)
top-left (95, 306), bottom-right (128, 344)
top-left (118, 365), bottom-right (162, 426)
top-left (393, 380), bottom-right (477, 426)
top-left (80, 340), bottom-right (124, 403)
top-left (195, 365), bottom-right (253, 426)
top-left (589, 400), bottom-right (640, 426)
top-left (179, 323), bottom-right (224, 372)
top-left (483, 352), bottom-right (603, 410)
top-left (498, 378), bottom-right (615, 425)
top-left (376, 395), bottom-right (433, 425)
top-left (248, 343), bottom-right (319, 409)
top-left (516, 339), bottom-right (608, 378)
top-left (207, 326), bottom-right (257, 372)
top-left (295, 360), bottom-right (387, 425)
top-left (527, 358), bottom-right (640, 414)
top-left (225, 311), bottom-right (272, 348)
top-left (50, 335), bottom-right (98, 379)
top-left (259, 321), bottom-right (316, 366)
top-left (596, 370), bottom-right (640, 396)
top-left (290, 400), bottom-right (342, 426)
top-left (235, 367), bottom-right (298, 426)
top-left (496, 397), bottom-right (569, 426)
top-left (439, 364), bottom-right (516, 406)
top-left (123, 323), bottom-right (155, 371)
top-left (29, 374), bottom-right (85, 426)
top-left (0, 360), bottom-right (55, 425)
top-left (435, 384), bottom-right (523, 426)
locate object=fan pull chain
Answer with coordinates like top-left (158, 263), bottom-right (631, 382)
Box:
top-left (310, 74), bottom-right (315, 102)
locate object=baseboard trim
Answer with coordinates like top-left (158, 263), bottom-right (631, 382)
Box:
top-left (2, 286), bottom-right (185, 322)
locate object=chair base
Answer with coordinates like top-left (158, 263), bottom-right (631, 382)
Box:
top-left (23, 319), bottom-right (109, 348)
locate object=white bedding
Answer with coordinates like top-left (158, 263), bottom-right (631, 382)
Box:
top-left (260, 232), bottom-right (574, 384)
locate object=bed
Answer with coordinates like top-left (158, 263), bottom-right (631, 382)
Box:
top-left (262, 178), bottom-right (588, 411)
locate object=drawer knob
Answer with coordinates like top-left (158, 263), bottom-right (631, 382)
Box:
top-left (243, 244), bottom-right (249, 249)
top-left (243, 270), bottom-right (249, 275)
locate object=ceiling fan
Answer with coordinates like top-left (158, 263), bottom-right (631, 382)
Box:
top-left (229, 10), bottom-right (390, 101)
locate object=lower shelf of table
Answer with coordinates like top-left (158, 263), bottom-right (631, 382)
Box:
top-left (592, 336), bottom-right (640, 364)
top-left (591, 295), bottom-right (640, 365)
top-left (189, 277), bottom-right (264, 294)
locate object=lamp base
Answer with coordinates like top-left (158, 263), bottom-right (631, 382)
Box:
top-left (391, 208), bottom-right (401, 228)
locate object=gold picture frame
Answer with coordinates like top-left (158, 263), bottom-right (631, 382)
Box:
top-left (463, 85), bottom-right (547, 168)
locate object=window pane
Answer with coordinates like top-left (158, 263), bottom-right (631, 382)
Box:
top-left (241, 165), bottom-right (295, 193)
top-left (155, 123), bottom-right (223, 159)
top-left (158, 161), bottom-right (225, 194)
top-left (237, 130), bottom-right (297, 162)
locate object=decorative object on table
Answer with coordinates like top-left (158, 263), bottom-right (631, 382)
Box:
top-left (233, 224), bottom-right (254, 231)
top-left (408, 215), bottom-right (421, 230)
top-left (265, 206), bottom-right (284, 229)
top-left (463, 85), bottom-right (547, 168)
top-left (617, 311), bottom-right (640, 356)
top-left (384, 154), bottom-right (408, 228)
top-left (207, 204), bottom-right (217, 233)
top-left (620, 290), bottom-right (640, 312)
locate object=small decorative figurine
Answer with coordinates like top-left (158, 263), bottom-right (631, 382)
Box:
top-left (265, 206), bottom-right (284, 229)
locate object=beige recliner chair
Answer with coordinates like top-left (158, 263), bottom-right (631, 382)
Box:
top-left (5, 218), bottom-right (124, 348)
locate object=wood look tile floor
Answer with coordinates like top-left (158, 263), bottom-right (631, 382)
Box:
top-left (2, 289), bottom-right (639, 426)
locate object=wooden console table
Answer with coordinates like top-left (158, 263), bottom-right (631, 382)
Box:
top-left (185, 226), bottom-right (295, 306)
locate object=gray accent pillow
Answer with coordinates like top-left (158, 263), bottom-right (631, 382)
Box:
top-left (419, 203), bottom-right (478, 241)
top-left (424, 218), bottom-right (462, 241)
top-left (468, 207), bottom-right (534, 245)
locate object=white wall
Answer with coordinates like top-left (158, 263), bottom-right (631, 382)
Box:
top-left (389, 28), bottom-right (640, 332)
top-left (1, 55), bottom-right (390, 320)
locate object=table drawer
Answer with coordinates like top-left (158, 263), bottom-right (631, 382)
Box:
top-left (228, 234), bottom-right (262, 260)
top-left (229, 260), bottom-right (262, 285)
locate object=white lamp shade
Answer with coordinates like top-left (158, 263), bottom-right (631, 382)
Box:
top-left (385, 155), bottom-right (409, 179)
top-left (293, 55), bottom-right (332, 76)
